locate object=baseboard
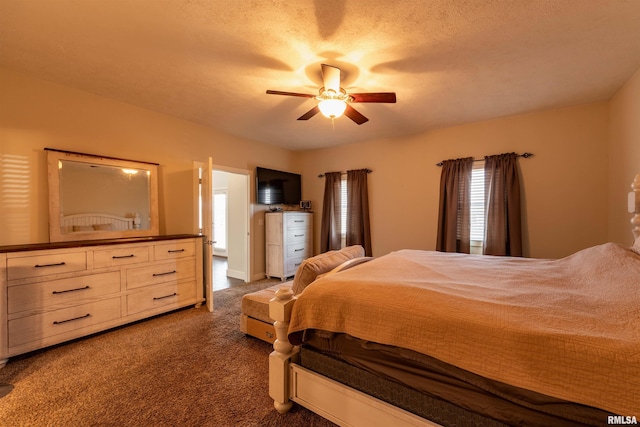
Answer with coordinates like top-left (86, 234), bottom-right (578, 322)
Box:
top-left (226, 269), bottom-right (245, 280)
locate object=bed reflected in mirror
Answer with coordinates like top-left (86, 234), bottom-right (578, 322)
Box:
top-left (46, 148), bottom-right (159, 242)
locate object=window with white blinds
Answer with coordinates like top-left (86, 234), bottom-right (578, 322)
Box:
top-left (470, 164), bottom-right (485, 244)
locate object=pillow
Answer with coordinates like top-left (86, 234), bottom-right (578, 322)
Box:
top-left (72, 225), bottom-right (94, 232)
top-left (632, 236), bottom-right (640, 255)
top-left (316, 256), bottom-right (374, 281)
top-left (292, 245), bottom-right (365, 295)
top-left (93, 223), bottom-right (113, 231)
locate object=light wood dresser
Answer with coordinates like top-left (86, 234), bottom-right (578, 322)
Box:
top-left (265, 211), bottom-right (313, 281)
top-left (0, 235), bottom-right (203, 367)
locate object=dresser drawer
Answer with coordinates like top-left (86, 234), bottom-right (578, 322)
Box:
top-left (286, 257), bottom-right (305, 274)
top-left (126, 280), bottom-right (197, 316)
top-left (286, 244), bottom-right (311, 259)
top-left (126, 259), bottom-right (196, 290)
top-left (7, 251), bottom-right (87, 280)
top-left (286, 228), bottom-right (311, 244)
top-left (93, 246), bottom-right (150, 269)
top-left (7, 271), bottom-right (121, 315)
top-left (286, 214), bottom-right (311, 229)
top-left (154, 240), bottom-right (197, 261)
top-left (8, 297), bottom-right (122, 348)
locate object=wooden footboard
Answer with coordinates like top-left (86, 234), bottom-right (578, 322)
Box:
top-left (268, 286), bottom-right (299, 414)
top-left (268, 287), bottom-right (440, 427)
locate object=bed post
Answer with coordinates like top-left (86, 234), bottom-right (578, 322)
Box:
top-left (269, 287), bottom-right (299, 414)
top-left (630, 174), bottom-right (640, 240)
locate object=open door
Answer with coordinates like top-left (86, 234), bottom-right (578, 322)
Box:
top-left (202, 157), bottom-right (214, 312)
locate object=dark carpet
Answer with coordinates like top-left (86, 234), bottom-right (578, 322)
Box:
top-left (0, 279), bottom-right (336, 426)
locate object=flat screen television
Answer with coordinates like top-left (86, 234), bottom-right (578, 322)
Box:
top-left (256, 167), bottom-right (302, 205)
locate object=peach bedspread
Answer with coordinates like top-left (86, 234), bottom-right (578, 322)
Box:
top-left (288, 243), bottom-right (640, 415)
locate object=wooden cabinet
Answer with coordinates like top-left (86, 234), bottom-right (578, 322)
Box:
top-left (265, 211), bottom-right (313, 280)
top-left (0, 235), bottom-right (203, 367)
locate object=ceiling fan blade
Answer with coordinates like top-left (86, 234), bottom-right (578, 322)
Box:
top-left (266, 90), bottom-right (315, 98)
top-left (297, 105), bottom-right (320, 121)
top-left (350, 92), bottom-right (397, 103)
top-left (321, 64), bottom-right (341, 93)
top-left (344, 104), bottom-right (369, 125)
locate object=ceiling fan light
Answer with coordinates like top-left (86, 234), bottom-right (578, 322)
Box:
top-left (318, 99), bottom-right (347, 119)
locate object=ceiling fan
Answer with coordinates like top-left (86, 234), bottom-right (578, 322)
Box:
top-left (266, 64), bottom-right (396, 125)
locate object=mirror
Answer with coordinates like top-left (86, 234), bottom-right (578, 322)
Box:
top-left (47, 148), bottom-right (159, 242)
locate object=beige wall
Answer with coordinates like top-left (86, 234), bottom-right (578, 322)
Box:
top-left (299, 102), bottom-right (610, 259)
top-left (1, 65), bottom-right (634, 269)
top-left (0, 67), bottom-right (297, 278)
top-left (608, 68), bottom-right (640, 246)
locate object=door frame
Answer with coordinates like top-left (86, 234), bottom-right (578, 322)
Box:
top-left (211, 165), bottom-right (251, 283)
top-left (195, 160), bottom-right (252, 311)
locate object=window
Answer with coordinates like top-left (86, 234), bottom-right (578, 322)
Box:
top-left (470, 163), bottom-right (485, 254)
top-left (213, 191), bottom-right (228, 253)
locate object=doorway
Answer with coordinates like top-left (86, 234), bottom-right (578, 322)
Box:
top-left (209, 168), bottom-right (250, 289)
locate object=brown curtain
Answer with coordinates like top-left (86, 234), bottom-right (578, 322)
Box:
top-left (436, 157), bottom-right (474, 253)
top-left (346, 169), bottom-right (372, 256)
top-left (483, 153), bottom-right (522, 256)
top-left (320, 171), bottom-right (342, 252)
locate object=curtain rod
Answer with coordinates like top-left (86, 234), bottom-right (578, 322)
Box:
top-left (435, 152), bottom-right (533, 167)
top-left (318, 169), bottom-right (373, 178)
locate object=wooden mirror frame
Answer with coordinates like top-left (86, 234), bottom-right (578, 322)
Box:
top-left (46, 148), bottom-right (160, 242)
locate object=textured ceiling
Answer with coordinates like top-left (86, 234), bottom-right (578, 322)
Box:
top-left (1, 0), bottom-right (640, 151)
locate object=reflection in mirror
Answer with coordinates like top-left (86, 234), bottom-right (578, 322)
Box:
top-left (59, 161), bottom-right (151, 230)
top-left (46, 148), bottom-right (159, 242)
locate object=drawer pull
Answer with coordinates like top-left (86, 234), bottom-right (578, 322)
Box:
top-left (168, 249), bottom-right (185, 253)
top-left (294, 262), bottom-right (302, 267)
top-left (294, 234), bottom-right (305, 237)
top-left (35, 262), bottom-right (66, 268)
top-left (52, 285), bottom-right (90, 295)
top-left (112, 254), bottom-right (135, 259)
top-left (53, 313), bottom-right (91, 325)
top-left (294, 248), bottom-right (304, 252)
top-left (152, 270), bottom-right (177, 277)
top-left (153, 292), bottom-right (178, 300)
top-left (294, 220), bottom-right (304, 222)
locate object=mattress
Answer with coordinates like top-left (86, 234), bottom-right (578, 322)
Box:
top-left (301, 331), bottom-right (609, 427)
top-left (288, 244), bottom-right (640, 415)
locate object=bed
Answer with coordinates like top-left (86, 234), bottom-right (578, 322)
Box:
top-left (268, 176), bottom-right (640, 427)
top-left (61, 213), bottom-right (135, 233)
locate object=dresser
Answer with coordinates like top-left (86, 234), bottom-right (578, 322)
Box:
top-left (265, 211), bottom-right (313, 280)
top-left (0, 235), bottom-right (203, 367)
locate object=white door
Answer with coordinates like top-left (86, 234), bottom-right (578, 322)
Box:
top-left (202, 157), bottom-right (214, 312)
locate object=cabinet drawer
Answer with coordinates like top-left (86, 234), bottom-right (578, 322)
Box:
top-left (286, 228), bottom-right (311, 244)
top-left (286, 244), bottom-right (311, 259)
top-left (126, 280), bottom-right (197, 316)
top-left (154, 240), bottom-right (196, 261)
top-left (286, 214), bottom-right (311, 229)
top-left (8, 297), bottom-right (122, 348)
top-left (7, 251), bottom-right (87, 280)
top-left (286, 257), bottom-right (305, 274)
top-left (126, 259), bottom-right (196, 290)
top-left (8, 271), bottom-right (121, 315)
top-left (93, 246), bottom-right (150, 269)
